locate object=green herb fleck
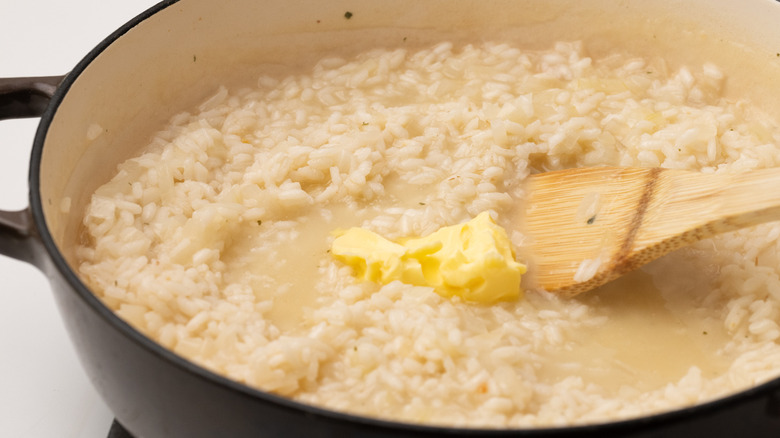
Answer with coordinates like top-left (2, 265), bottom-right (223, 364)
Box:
top-left (703, 331), bottom-right (708, 335)
top-left (344, 11), bottom-right (353, 19)
top-left (193, 55), bottom-right (197, 62)
top-left (419, 202), bottom-right (426, 206)
top-left (587, 215), bottom-right (596, 225)
top-left (362, 122), bottom-right (369, 126)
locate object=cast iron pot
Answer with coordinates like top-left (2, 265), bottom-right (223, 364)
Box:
top-left (2, 0), bottom-right (780, 436)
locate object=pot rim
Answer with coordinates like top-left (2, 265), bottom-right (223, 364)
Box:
top-left (26, 0), bottom-right (780, 434)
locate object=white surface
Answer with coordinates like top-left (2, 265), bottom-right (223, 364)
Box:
top-left (0, 1), bottom-right (160, 437)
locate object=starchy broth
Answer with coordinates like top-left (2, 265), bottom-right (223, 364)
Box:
top-left (76, 40), bottom-right (780, 427)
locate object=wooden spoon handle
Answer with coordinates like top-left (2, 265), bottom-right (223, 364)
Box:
top-left (636, 167), bottom-right (780, 253)
top-left (525, 166), bottom-right (780, 297)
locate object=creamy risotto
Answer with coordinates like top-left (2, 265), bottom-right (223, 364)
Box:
top-left (77, 41), bottom-right (780, 427)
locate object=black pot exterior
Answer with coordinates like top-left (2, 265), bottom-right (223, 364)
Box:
top-left (1, 0), bottom-right (779, 436)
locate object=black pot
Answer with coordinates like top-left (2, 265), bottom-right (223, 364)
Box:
top-left (2, 0), bottom-right (780, 436)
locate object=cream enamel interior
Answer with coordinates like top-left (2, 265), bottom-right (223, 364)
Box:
top-left (39, 0), bottom-right (780, 302)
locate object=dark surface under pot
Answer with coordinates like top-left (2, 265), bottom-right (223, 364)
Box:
top-left (108, 421), bottom-right (135, 438)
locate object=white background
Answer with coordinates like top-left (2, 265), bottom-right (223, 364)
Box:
top-left (0, 1), bottom-right (159, 437)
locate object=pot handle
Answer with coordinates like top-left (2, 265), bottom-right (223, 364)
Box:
top-left (0, 75), bottom-right (64, 120)
top-left (0, 75), bottom-right (65, 267)
top-left (0, 209), bottom-right (45, 266)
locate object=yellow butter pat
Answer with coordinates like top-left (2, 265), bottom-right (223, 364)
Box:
top-left (330, 212), bottom-right (527, 303)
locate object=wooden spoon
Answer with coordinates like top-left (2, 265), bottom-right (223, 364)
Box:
top-left (524, 166), bottom-right (780, 297)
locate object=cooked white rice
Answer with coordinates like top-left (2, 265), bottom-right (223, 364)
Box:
top-left (77, 41), bottom-right (780, 427)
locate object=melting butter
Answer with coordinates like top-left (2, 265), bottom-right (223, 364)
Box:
top-left (330, 212), bottom-right (527, 303)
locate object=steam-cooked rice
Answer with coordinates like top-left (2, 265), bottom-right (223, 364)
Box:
top-left (77, 41), bottom-right (780, 427)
